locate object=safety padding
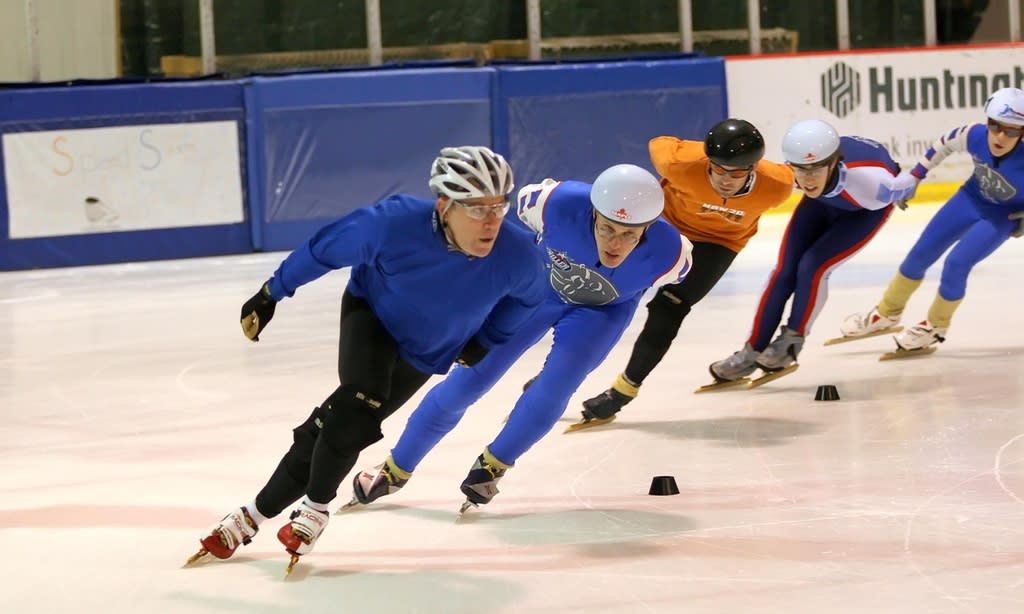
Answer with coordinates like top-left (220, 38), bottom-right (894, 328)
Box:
top-left (493, 56), bottom-right (727, 186)
top-left (246, 67), bottom-right (495, 251)
top-left (0, 80), bottom-right (249, 270)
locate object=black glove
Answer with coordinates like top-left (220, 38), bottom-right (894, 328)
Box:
top-left (1010, 210), bottom-right (1024, 238)
top-left (240, 283), bottom-right (276, 341)
top-left (456, 337), bottom-right (489, 367)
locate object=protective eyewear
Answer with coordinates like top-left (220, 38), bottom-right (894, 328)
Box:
top-left (789, 159), bottom-right (833, 173)
top-left (595, 221), bottom-right (643, 245)
top-left (987, 119), bottom-right (1024, 138)
top-left (709, 161), bottom-right (754, 179)
top-left (453, 199), bottom-right (511, 220)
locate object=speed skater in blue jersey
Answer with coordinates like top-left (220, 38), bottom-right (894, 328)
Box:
top-left (186, 146), bottom-right (548, 570)
top-left (705, 119), bottom-right (918, 387)
top-left (345, 164), bottom-right (694, 512)
top-left (839, 87), bottom-right (1024, 355)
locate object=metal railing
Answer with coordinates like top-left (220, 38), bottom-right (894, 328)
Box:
top-left (14, 0), bottom-right (1024, 79)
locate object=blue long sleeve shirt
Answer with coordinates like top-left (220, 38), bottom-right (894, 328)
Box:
top-left (264, 194), bottom-right (548, 374)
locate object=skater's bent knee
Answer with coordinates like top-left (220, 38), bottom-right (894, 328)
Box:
top-left (648, 287), bottom-right (690, 319)
top-left (319, 385), bottom-right (385, 453)
top-left (291, 406), bottom-right (328, 446)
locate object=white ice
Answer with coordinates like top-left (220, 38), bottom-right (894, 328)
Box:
top-left (1, 203), bottom-right (1022, 614)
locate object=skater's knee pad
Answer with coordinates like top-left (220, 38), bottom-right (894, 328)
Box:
top-left (643, 288), bottom-right (690, 342)
top-left (319, 385), bottom-right (385, 455)
top-left (288, 406), bottom-right (328, 457)
top-left (274, 406), bottom-right (330, 484)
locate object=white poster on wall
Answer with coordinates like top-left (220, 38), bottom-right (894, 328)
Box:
top-left (726, 45), bottom-right (1024, 185)
top-left (2, 120), bottom-right (244, 238)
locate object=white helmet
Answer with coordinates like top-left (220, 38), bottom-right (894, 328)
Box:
top-left (782, 119), bottom-right (841, 165)
top-left (590, 164), bottom-right (664, 226)
top-left (429, 146), bottom-right (514, 200)
top-left (984, 87), bottom-right (1024, 127)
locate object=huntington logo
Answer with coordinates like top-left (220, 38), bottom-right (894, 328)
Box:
top-left (821, 62), bottom-right (861, 118)
top-left (819, 63), bottom-right (1024, 115)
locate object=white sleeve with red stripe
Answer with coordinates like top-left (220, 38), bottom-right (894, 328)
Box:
top-left (516, 179), bottom-right (561, 234)
top-left (910, 124), bottom-right (974, 179)
top-left (651, 234), bottom-right (694, 288)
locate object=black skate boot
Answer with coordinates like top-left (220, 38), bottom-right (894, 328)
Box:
top-left (458, 449), bottom-right (511, 514)
top-left (567, 374), bottom-right (637, 432)
top-left (584, 388), bottom-right (632, 419)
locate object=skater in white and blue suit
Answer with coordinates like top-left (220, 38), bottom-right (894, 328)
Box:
top-left (708, 119), bottom-right (918, 385)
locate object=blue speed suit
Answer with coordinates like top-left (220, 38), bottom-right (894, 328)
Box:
top-left (390, 179), bottom-right (693, 471)
top-left (899, 123), bottom-right (1024, 301)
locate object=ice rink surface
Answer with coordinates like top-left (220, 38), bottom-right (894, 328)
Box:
top-left (1, 203), bottom-right (1022, 613)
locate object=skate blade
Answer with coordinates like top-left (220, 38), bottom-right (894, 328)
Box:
top-left (823, 326), bottom-right (904, 346)
top-left (747, 364), bottom-right (799, 388)
top-left (458, 499), bottom-right (478, 516)
top-left (694, 377), bottom-right (751, 393)
top-left (284, 553), bottom-right (300, 577)
top-left (879, 346), bottom-right (937, 361)
top-left (183, 548), bottom-right (209, 567)
top-left (334, 497), bottom-right (361, 514)
top-left (563, 415), bottom-right (616, 433)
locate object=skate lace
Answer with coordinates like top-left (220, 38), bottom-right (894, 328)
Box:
top-left (381, 464), bottom-right (405, 486)
top-left (290, 507), bottom-right (327, 543)
top-left (727, 350), bottom-right (751, 366)
top-left (218, 509), bottom-right (257, 547)
top-left (481, 460), bottom-right (505, 480)
top-left (910, 321), bottom-right (933, 334)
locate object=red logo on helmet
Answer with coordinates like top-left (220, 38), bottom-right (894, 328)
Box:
top-left (803, 152), bottom-right (817, 161)
top-left (613, 207), bottom-right (630, 221)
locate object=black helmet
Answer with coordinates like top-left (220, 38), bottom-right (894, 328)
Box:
top-left (704, 119), bottom-right (765, 168)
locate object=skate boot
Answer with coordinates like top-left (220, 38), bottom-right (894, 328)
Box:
top-left (827, 306), bottom-right (903, 345)
top-left (277, 500), bottom-right (329, 575)
top-left (567, 374), bottom-right (637, 433)
top-left (750, 327), bottom-right (803, 387)
top-left (756, 326), bottom-right (803, 371)
top-left (697, 343), bottom-right (759, 392)
top-left (186, 506), bottom-right (259, 565)
top-left (882, 319), bottom-right (946, 360)
top-left (339, 455), bottom-right (411, 512)
top-left (458, 449), bottom-right (511, 514)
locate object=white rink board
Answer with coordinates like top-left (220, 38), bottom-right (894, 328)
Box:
top-left (727, 44), bottom-right (1024, 185)
top-left (2, 120), bottom-right (244, 238)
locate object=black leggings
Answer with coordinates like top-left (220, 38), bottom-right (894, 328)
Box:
top-left (624, 241), bottom-right (738, 385)
top-left (255, 289), bottom-right (432, 517)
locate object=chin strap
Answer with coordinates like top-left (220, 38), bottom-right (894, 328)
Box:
top-left (436, 202), bottom-right (475, 258)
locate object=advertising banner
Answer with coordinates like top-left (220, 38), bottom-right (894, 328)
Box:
top-left (726, 44), bottom-right (1024, 188)
top-left (2, 121), bottom-right (244, 239)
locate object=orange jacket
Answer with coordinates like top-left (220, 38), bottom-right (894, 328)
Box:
top-left (650, 137), bottom-right (794, 252)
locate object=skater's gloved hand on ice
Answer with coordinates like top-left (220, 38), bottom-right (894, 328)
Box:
top-left (240, 283), bottom-right (277, 341)
top-left (1010, 210), bottom-right (1024, 238)
top-left (456, 336), bottom-right (489, 367)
